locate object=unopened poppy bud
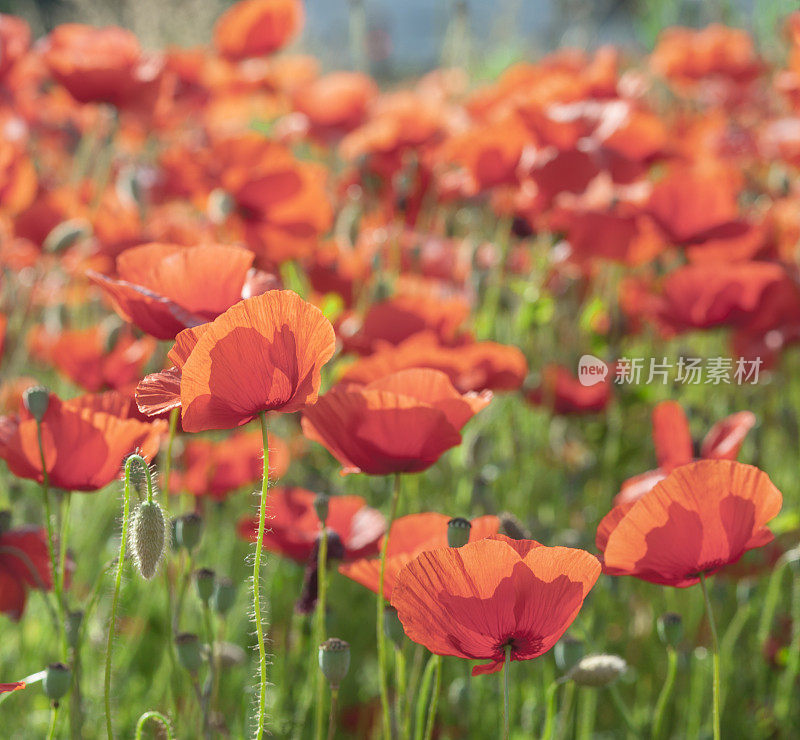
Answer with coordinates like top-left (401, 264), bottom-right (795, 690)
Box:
top-left (554, 635), bottom-right (584, 672)
top-left (319, 638), bottom-right (350, 689)
top-left (383, 606), bottom-right (405, 647)
top-left (207, 188), bottom-right (235, 223)
top-left (175, 512), bottom-right (203, 551)
top-left (314, 493), bottom-right (329, 525)
top-left (23, 386), bottom-right (50, 422)
top-left (211, 576), bottom-right (236, 615)
top-left (447, 517), bottom-right (472, 548)
top-left (194, 568), bottom-right (215, 605)
top-left (0, 510), bottom-right (11, 535)
top-left (176, 633), bottom-right (203, 673)
top-left (43, 663), bottom-right (71, 702)
top-left (567, 654), bottom-right (627, 687)
top-left (498, 511), bottom-right (531, 540)
top-left (657, 612), bottom-right (683, 648)
top-left (43, 219), bottom-right (90, 253)
top-left (65, 610), bottom-right (83, 649)
top-left (130, 500), bottom-right (166, 580)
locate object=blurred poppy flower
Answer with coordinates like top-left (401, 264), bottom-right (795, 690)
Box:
top-left (340, 512), bottom-right (500, 600)
top-left (88, 243), bottom-right (277, 340)
top-left (617, 401), bottom-right (756, 505)
top-left (0, 390), bottom-right (165, 491)
top-left (213, 0), bottom-right (304, 60)
top-left (27, 325), bottom-right (156, 393)
top-left (136, 290), bottom-right (336, 432)
top-left (0, 314), bottom-right (7, 361)
top-left (301, 368), bottom-right (491, 475)
top-left (391, 534), bottom-right (601, 675)
top-left (341, 332), bottom-right (527, 393)
top-left (0, 140), bottom-right (37, 216)
top-left (0, 524), bottom-right (54, 620)
top-left (526, 364), bottom-right (612, 415)
top-left (171, 429), bottom-right (289, 500)
top-left (0, 15), bottom-right (30, 81)
top-left (0, 682), bottom-right (25, 693)
top-left (597, 460), bottom-right (782, 587)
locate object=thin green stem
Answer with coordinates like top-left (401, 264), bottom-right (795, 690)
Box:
top-left (47, 704), bottom-right (59, 740)
top-left (162, 408), bottom-right (179, 511)
top-left (503, 644), bottom-right (511, 739)
top-left (202, 607), bottom-right (216, 739)
top-left (413, 654), bottom-right (438, 740)
top-left (608, 683), bottom-right (636, 734)
top-left (393, 646), bottom-right (407, 733)
top-left (423, 655), bottom-right (442, 740)
top-left (252, 411), bottom-right (271, 739)
top-left (326, 688), bottom-right (339, 740)
top-left (541, 681), bottom-right (559, 740)
top-left (403, 644), bottom-right (424, 737)
top-left (315, 525), bottom-right (329, 740)
top-left (377, 473), bottom-right (402, 739)
top-left (651, 647), bottom-right (678, 740)
top-left (775, 572), bottom-right (800, 722)
top-left (699, 573), bottom-right (720, 740)
top-left (135, 711), bottom-right (174, 740)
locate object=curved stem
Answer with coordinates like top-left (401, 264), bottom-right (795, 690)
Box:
top-left (652, 648), bottom-right (678, 740)
top-left (377, 473), bottom-right (402, 739)
top-left (314, 526), bottom-right (329, 740)
top-left (135, 711), bottom-right (174, 740)
top-left (252, 412), bottom-right (271, 739)
top-left (699, 573), bottom-right (720, 740)
top-left (423, 656), bottom-right (442, 740)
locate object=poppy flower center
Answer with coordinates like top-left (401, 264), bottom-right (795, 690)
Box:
top-left (688, 559), bottom-right (727, 578)
top-left (496, 632), bottom-right (543, 660)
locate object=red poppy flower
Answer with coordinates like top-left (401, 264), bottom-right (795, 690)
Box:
top-left (301, 368), bottom-right (491, 475)
top-left (0, 140), bottom-right (37, 216)
top-left (526, 364), bottom-right (612, 415)
top-left (136, 290), bottom-right (336, 432)
top-left (341, 332), bottom-right (527, 393)
top-left (0, 15), bottom-right (30, 81)
top-left (0, 391), bottom-right (165, 491)
top-left (27, 325), bottom-right (156, 394)
top-left (0, 525), bottom-right (54, 620)
top-left (171, 429), bottom-right (289, 501)
top-left (0, 682), bottom-right (25, 693)
top-left (597, 460), bottom-right (782, 587)
top-left (617, 401), bottom-right (756, 505)
top-left (340, 513), bottom-right (501, 601)
top-left (88, 243), bottom-right (277, 340)
top-left (391, 534), bottom-right (601, 675)
top-left (213, 0), bottom-right (304, 60)
top-left (0, 314), bottom-right (7, 361)
top-left (237, 487), bottom-right (385, 563)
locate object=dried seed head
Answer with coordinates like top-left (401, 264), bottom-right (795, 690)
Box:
top-left (567, 654), bottom-right (627, 687)
top-left (130, 500), bottom-right (166, 580)
top-left (447, 517), bottom-right (472, 548)
top-left (319, 638), bottom-right (350, 689)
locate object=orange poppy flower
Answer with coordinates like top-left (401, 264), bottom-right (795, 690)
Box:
top-left (27, 325), bottom-right (156, 393)
top-left (213, 0), bottom-right (304, 60)
top-left (526, 364), bottom-right (612, 415)
top-left (301, 368), bottom-right (491, 475)
top-left (340, 512), bottom-right (500, 601)
top-left (0, 682), bottom-right (25, 693)
top-left (0, 14), bottom-right (30, 81)
top-left (0, 140), bottom-right (37, 216)
top-left (171, 429), bottom-right (289, 500)
top-left (237, 487), bottom-right (385, 563)
top-left (341, 332), bottom-right (527, 393)
top-left (136, 290), bottom-right (336, 432)
top-left (0, 314), bottom-right (6, 361)
top-left (0, 390), bottom-right (165, 491)
top-left (617, 401), bottom-right (756, 505)
top-left (88, 243), bottom-right (277, 340)
top-left (390, 534), bottom-right (601, 675)
top-left (597, 460), bottom-right (782, 587)
top-left (0, 525), bottom-right (54, 620)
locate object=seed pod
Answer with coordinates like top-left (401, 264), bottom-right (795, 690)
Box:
top-left (43, 663), bottom-right (71, 702)
top-left (207, 188), bottom-right (235, 223)
top-left (447, 517), bottom-right (471, 548)
top-left (567, 654), bottom-right (627, 687)
top-left (65, 611), bottom-right (83, 649)
top-left (314, 493), bottom-right (330, 525)
top-left (657, 613), bottom-right (683, 648)
top-left (211, 576), bottom-right (237, 615)
top-left (130, 500), bottom-right (166, 580)
top-left (176, 633), bottom-right (203, 673)
top-left (23, 386), bottom-right (50, 422)
top-left (554, 635), bottom-right (584, 673)
top-left (175, 512), bottom-right (203, 551)
top-left (194, 568), bottom-right (215, 605)
top-left (319, 638), bottom-right (350, 689)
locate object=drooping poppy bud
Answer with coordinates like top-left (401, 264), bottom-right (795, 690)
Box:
top-left (130, 500), bottom-right (166, 580)
top-left (447, 517), bottom-right (471, 548)
top-left (319, 638), bottom-right (350, 690)
top-left (567, 654), bottom-right (627, 687)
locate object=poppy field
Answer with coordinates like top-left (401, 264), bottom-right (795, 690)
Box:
top-left (3, 1), bottom-right (800, 738)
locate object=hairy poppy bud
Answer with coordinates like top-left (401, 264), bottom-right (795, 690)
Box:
top-left (567, 654), bottom-right (627, 687)
top-left (211, 576), bottom-right (236, 615)
top-left (383, 606), bottom-right (405, 647)
top-left (43, 663), bottom-right (71, 702)
top-left (498, 511), bottom-right (531, 540)
top-left (657, 613), bottom-right (683, 648)
top-left (23, 386), bottom-right (50, 422)
top-left (130, 500), bottom-right (166, 580)
top-left (194, 568), bottom-right (215, 605)
top-left (319, 638), bottom-right (350, 689)
top-left (554, 635), bottom-right (584, 673)
top-left (176, 633), bottom-right (203, 673)
top-left (175, 512), bottom-right (203, 551)
top-left (0, 510), bottom-right (11, 536)
top-left (43, 219), bottom-right (90, 253)
top-left (314, 493), bottom-right (329, 525)
top-left (447, 517), bottom-right (471, 548)
top-left (65, 610), bottom-right (83, 649)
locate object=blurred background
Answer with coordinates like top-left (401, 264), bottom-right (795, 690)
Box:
top-left (1, 0), bottom-right (797, 79)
